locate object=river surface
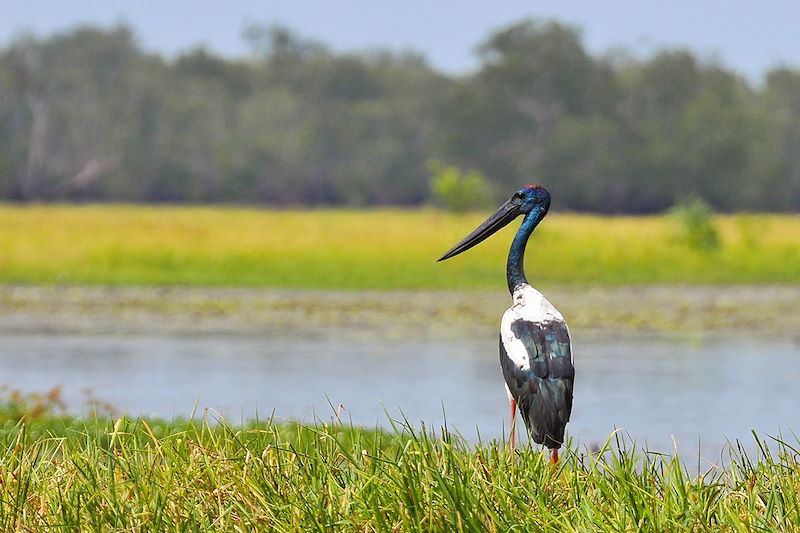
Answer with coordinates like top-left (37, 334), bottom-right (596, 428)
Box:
top-left (1, 329), bottom-right (798, 458)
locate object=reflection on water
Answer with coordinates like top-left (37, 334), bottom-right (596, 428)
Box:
top-left (0, 331), bottom-right (798, 456)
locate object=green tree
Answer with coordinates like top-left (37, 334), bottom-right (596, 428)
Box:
top-left (0, 21), bottom-right (799, 211)
top-left (429, 161), bottom-right (493, 212)
top-left (669, 195), bottom-right (720, 251)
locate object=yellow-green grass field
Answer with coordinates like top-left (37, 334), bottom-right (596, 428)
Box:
top-left (1, 204), bottom-right (798, 288)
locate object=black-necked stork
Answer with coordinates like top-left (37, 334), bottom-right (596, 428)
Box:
top-left (438, 184), bottom-right (574, 463)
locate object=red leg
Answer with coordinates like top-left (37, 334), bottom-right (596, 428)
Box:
top-left (509, 399), bottom-right (517, 451)
top-left (550, 448), bottom-right (559, 464)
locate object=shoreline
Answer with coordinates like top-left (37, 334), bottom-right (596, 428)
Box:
top-left (1, 284), bottom-right (797, 340)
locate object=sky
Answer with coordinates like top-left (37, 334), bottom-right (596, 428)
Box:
top-left (2, 1), bottom-right (799, 81)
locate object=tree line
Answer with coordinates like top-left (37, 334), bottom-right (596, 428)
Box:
top-left (1, 20), bottom-right (799, 212)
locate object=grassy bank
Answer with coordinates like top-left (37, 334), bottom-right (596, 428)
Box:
top-left (3, 285), bottom-right (800, 337)
top-left (0, 413), bottom-right (796, 530)
top-left (1, 205), bottom-right (799, 288)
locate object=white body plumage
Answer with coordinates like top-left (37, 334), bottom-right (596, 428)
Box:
top-left (500, 283), bottom-right (572, 401)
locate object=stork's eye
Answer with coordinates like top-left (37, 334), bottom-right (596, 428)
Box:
top-left (512, 192), bottom-right (525, 202)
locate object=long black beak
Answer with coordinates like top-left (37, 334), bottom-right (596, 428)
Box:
top-left (437, 200), bottom-right (521, 261)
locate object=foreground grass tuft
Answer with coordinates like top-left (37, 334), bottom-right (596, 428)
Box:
top-left (0, 414), bottom-right (797, 531)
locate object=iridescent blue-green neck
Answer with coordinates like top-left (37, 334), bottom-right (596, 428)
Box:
top-left (506, 206), bottom-right (546, 294)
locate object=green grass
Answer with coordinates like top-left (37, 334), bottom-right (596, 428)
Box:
top-left (0, 389), bottom-right (797, 530)
top-left (0, 414), bottom-right (796, 531)
top-left (1, 205), bottom-right (799, 288)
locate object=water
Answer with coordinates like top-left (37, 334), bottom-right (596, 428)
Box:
top-left (1, 330), bottom-right (798, 457)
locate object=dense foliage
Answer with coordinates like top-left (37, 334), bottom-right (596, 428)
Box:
top-left (1, 20), bottom-right (799, 212)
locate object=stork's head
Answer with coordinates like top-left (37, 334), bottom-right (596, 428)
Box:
top-left (511, 184), bottom-right (551, 214)
top-left (437, 184), bottom-right (551, 261)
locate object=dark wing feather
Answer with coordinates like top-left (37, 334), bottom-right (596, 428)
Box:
top-left (500, 318), bottom-right (574, 448)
